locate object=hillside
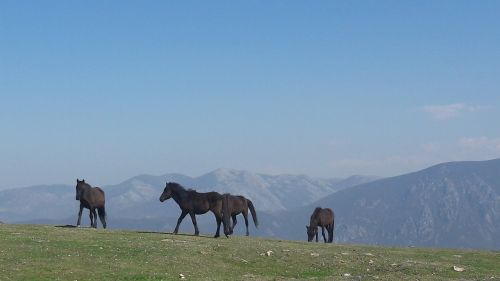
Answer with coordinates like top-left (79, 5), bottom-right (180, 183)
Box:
top-left (265, 159), bottom-right (500, 249)
top-left (0, 224), bottom-right (498, 281)
top-left (3, 160), bottom-right (500, 250)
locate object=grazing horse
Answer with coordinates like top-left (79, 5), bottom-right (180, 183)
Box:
top-left (75, 179), bottom-right (107, 228)
top-left (159, 182), bottom-right (223, 237)
top-left (222, 193), bottom-right (258, 237)
top-left (306, 207), bottom-right (334, 243)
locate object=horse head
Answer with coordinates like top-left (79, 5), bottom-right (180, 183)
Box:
top-left (75, 179), bottom-right (86, 200)
top-left (159, 182), bottom-right (175, 202)
top-left (306, 225), bottom-right (317, 242)
top-left (223, 218), bottom-right (233, 237)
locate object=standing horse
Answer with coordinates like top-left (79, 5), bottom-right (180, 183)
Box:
top-left (306, 207), bottom-right (334, 243)
top-left (222, 193), bottom-right (258, 237)
top-left (75, 179), bottom-right (107, 228)
top-left (159, 182), bottom-right (223, 237)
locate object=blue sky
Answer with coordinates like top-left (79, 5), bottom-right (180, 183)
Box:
top-left (1, 1), bottom-right (500, 189)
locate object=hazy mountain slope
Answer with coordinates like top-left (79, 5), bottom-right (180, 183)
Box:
top-left (0, 185), bottom-right (74, 222)
top-left (0, 170), bottom-right (375, 227)
top-left (264, 159), bottom-right (500, 249)
top-left (190, 169), bottom-right (375, 212)
top-left (2, 160), bottom-right (500, 250)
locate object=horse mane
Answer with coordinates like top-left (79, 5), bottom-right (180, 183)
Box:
top-left (312, 207), bottom-right (322, 218)
top-left (168, 182), bottom-right (195, 192)
top-left (78, 180), bottom-right (92, 189)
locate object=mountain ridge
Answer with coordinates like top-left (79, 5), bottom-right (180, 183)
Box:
top-left (0, 169), bottom-right (375, 223)
top-left (262, 159), bottom-right (500, 249)
top-left (2, 160), bottom-right (500, 249)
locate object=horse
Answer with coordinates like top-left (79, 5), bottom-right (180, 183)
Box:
top-left (75, 179), bottom-right (107, 228)
top-left (306, 207), bottom-right (334, 243)
top-left (222, 193), bottom-right (258, 237)
top-left (159, 182), bottom-right (223, 237)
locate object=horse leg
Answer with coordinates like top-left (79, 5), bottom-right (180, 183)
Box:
top-left (174, 210), bottom-right (188, 234)
top-left (242, 211), bottom-right (250, 236)
top-left (315, 228), bottom-right (319, 242)
top-left (321, 226), bottom-right (327, 243)
top-left (232, 214), bottom-right (237, 228)
top-left (98, 207), bottom-right (107, 229)
top-left (93, 209), bottom-right (98, 228)
top-left (231, 214), bottom-right (237, 234)
top-left (214, 213), bottom-right (222, 238)
top-left (76, 204), bottom-right (84, 227)
top-left (189, 212), bottom-right (200, 236)
top-left (89, 208), bottom-right (95, 228)
top-left (328, 224), bottom-right (334, 243)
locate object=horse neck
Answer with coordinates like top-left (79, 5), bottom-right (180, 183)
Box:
top-left (310, 208), bottom-right (322, 227)
top-left (309, 217), bottom-right (319, 227)
top-left (223, 194), bottom-right (231, 215)
top-left (79, 183), bottom-right (92, 194)
top-left (170, 186), bottom-right (186, 205)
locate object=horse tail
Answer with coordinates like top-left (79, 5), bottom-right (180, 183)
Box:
top-left (328, 213), bottom-right (334, 243)
top-left (97, 205), bottom-right (107, 229)
top-left (247, 199), bottom-right (258, 228)
top-left (222, 194), bottom-right (232, 236)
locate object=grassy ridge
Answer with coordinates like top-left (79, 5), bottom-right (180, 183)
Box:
top-left (0, 224), bottom-right (499, 280)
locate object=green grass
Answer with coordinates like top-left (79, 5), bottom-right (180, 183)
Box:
top-left (0, 224), bottom-right (499, 280)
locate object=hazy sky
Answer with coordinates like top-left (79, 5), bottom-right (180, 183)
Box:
top-left (1, 1), bottom-right (500, 189)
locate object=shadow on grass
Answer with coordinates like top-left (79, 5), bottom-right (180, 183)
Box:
top-left (52, 225), bottom-right (226, 239)
top-left (135, 230), bottom-right (226, 239)
top-left (54, 225), bottom-right (97, 229)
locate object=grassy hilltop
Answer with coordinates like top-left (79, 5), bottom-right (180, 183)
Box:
top-left (0, 224), bottom-right (499, 281)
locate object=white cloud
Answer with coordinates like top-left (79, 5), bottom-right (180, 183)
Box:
top-left (328, 137), bottom-right (500, 177)
top-left (421, 103), bottom-right (482, 120)
top-left (459, 137), bottom-right (500, 153)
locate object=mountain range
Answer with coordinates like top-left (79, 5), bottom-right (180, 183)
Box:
top-left (263, 159), bottom-right (500, 249)
top-left (1, 159), bottom-right (500, 250)
top-left (0, 169), bottom-right (375, 229)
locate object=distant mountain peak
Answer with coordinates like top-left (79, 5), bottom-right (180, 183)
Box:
top-left (311, 158), bottom-right (500, 249)
top-left (211, 168), bottom-right (248, 178)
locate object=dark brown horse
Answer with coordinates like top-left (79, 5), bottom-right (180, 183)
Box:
top-left (75, 179), bottom-right (107, 228)
top-left (222, 193), bottom-right (258, 237)
top-left (306, 207), bottom-right (334, 243)
top-left (159, 182), bottom-right (223, 237)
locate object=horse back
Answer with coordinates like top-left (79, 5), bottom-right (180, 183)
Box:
top-left (311, 207), bottom-right (334, 226)
top-left (321, 208), bottom-right (334, 225)
top-left (81, 187), bottom-right (105, 207)
top-left (188, 191), bottom-right (222, 214)
top-left (231, 195), bottom-right (248, 213)
top-left (207, 192), bottom-right (223, 211)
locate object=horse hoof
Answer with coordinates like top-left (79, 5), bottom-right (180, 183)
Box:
top-left (214, 234), bottom-right (220, 238)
